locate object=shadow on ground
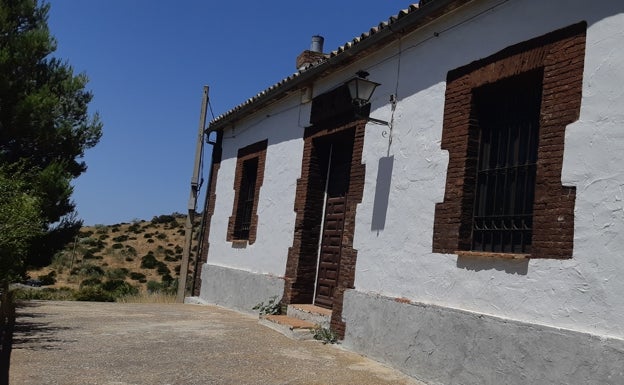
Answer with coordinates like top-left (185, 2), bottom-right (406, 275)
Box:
top-left (11, 301), bottom-right (74, 351)
top-left (1, 300), bottom-right (76, 385)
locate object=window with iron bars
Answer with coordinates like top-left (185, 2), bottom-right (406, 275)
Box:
top-left (471, 70), bottom-right (543, 253)
top-left (233, 157), bottom-right (258, 240)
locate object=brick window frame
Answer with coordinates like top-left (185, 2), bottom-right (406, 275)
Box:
top-left (432, 22), bottom-right (587, 259)
top-left (227, 139), bottom-right (268, 245)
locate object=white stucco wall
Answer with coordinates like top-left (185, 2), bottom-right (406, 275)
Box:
top-left (203, 0), bottom-right (624, 339)
top-left (351, 0), bottom-right (624, 339)
top-left (207, 95), bottom-right (307, 276)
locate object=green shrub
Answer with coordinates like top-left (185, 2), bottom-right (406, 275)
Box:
top-left (146, 278), bottom-right (177, 294)
top-left (146, 280), bottom-right (162, 293)
top-left (106, 268), bottom-right (129, 280)
top-left (82, 237), bottom-right (104, 249)
top-left (111, 243), bottom-right (124, 249)
top-left (156, 233), bottom-right (167, 240)
top-left (160, 274), bottom-right (175, 287)
top-left (51, 252), bottom-right (72, 269)
top-left (125, 257), bottom-right (134, 262)
top-left (174, 245), bottom-right (183, 254)
top-left (140, 254), bottom-right (158, 269)
top-left (112, 234), bottom-right (129, 242)
top-left (80, 277), bottom-right (102, 288)
top-left (102, 280), bottom-right (138, 297)
top-left (79, 264), bottom-right (105, 277)
top-left (143, 233), bottom-right (153, 239)
top-left (13, 287), bottom-right (76, 301)
top-left (151, 214), bottom-right (176, 224)
top-left (83, 252), bottom-right (102, 260)
top-left (78, 230), bottom-right (94, 237)
top-left (74, 287), bottom-right (115, 302)
top-left (147, 239), bottom-right (154, 243)
top-left (129, 272), bottom-right (146, 281)
top-left (164, 255), bottom-right (177, 262)
top-left (99, 234), bottom-right (109, 240)
top-left (156, 263), bottom-right (170, 276)
top-left (38, 271), bottom-right (57, 286)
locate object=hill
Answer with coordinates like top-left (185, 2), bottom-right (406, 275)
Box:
top-left (22, 213), bottom-right (201, 301)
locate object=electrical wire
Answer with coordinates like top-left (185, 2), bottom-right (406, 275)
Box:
top-left (208, 99), bottom-right (216, 121)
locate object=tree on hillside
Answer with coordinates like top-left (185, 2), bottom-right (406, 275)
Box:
top-left (0, 0), bottom-right (102, 269)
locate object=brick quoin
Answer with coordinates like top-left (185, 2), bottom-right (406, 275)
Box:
top-left (432, 22), bottom-right (587, 258)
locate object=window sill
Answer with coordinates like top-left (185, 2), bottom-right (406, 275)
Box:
top-left (455, 250), bottom-right (530, 260)
top-left (231, 240), bottom-right (249, 248)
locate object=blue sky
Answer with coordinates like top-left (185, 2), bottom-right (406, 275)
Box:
top-left (47, 1), bottom-right (415, 225)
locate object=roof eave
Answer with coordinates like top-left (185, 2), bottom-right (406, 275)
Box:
top-left (207, 0), bottom-right (472, 133)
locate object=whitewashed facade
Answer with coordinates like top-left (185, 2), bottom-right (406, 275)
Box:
top-left (197, 1), bottom-right (624, 383)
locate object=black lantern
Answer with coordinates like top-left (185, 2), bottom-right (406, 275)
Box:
top-left (345, 72), bottom-right (390, 126)
top-left (345, 76), bottom-right (381, 107)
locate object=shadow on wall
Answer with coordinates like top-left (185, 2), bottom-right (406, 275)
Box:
top-left (457, 256), bottom-right (529, 275)
top-left (371, 156), bottom-right (394, 233)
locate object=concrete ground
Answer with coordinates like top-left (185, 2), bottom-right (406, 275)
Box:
top-left (9, 301), bottom-right (425, 385)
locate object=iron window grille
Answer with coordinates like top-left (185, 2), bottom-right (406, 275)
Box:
top-left (234, 157), bottom-right (258, 240)
top-left (471, 70), bottom-right (543, 253)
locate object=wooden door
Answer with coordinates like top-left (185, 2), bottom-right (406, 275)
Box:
top-left (314, 147), bottom-right (350, 309)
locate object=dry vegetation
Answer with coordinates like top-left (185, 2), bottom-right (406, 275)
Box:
top-left (22, 213), bottom-right (201, 301)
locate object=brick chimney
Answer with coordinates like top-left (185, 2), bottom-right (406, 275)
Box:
top-left (296, 35), bottom-right (327, 70)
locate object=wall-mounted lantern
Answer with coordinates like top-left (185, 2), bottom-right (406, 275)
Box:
top-left (345, 71), bottom-right (390, 126)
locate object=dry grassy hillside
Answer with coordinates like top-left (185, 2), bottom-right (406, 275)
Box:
top-left (25, 214), bottom-right (201, 300)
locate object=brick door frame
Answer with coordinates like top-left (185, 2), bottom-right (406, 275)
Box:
top-left (282, 120), bottom-right (366, 338)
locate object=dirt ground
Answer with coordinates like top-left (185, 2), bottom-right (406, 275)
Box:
top-left (9, 301), bottom-right (426, 385)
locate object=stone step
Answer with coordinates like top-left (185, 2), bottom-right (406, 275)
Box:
top-left (259, 315), bottom-right (317, 340)
top-left (287, 304), bottom-right (332, 329)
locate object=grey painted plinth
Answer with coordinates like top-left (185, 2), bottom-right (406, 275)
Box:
top-left (342, 290), bottom-right (624, 385)
top-left (198, 264), bottom-right (284, 314)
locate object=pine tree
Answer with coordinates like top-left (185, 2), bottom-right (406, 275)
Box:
top-left (0, 166), bottom-right (42, 283)
top-left (0, 0), bottom-right (102, 268)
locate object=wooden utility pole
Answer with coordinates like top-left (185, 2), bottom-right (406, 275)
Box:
top-left (177, 86), bottom-right (209, 303)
